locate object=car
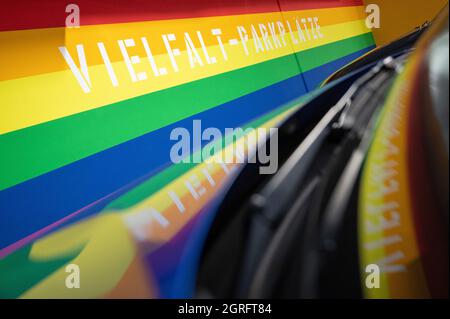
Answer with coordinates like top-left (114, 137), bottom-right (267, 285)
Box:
top-left (196, 7), bottom-right (449, 299)
top-left (0, 1), bottom-right (447, 300)
top-left (0, 0), bottom-right (377, 299)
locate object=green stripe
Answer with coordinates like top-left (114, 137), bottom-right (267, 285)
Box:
top-left (298, 32), bottom-right (375, 72)
top-left (0, 34), bottom-right (374, 191)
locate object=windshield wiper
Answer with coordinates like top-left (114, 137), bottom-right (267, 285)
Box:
top-left (296, 58), bottom-right (403, 298)
top-left (233, 57), bottom-right (400, 297)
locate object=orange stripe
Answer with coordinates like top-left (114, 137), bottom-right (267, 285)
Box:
top-left (0, 6), bottom-right (366, 81)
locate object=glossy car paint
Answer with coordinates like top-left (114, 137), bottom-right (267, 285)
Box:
top-left (0, 1), bottom-right (375, 298)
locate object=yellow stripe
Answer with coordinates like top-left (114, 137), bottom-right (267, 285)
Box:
top-left (359, 63), bottom-right (429, 298)
top-left (0, 6), bottom-right (366, 81)
top-left (359, 115), bottom-right (391, 298)
top-left (0, 19), bottom-right (370, 135)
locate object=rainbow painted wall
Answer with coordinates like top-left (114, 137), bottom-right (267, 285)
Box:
top-left (0, 0), bottom-right (375, 298)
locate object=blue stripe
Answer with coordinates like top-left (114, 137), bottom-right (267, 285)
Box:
top-left (303, 46), bottom-right (375, 90)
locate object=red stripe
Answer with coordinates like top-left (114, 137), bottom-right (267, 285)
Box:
top-left (0, 0), bottom-right (363, 32)
top-left (278, 0), bottom-right (363, 11)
